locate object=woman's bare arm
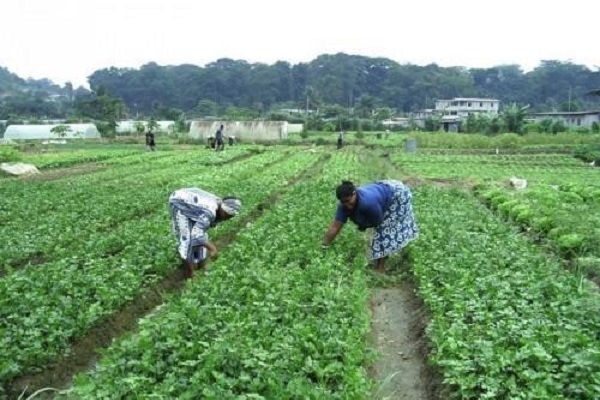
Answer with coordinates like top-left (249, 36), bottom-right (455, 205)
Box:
top-left (322, 220), bottom-right (344, 246)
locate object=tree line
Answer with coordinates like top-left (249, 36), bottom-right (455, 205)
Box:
top-left (1, 53), bottom-right (599, 128)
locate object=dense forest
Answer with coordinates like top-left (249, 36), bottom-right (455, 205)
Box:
top-left (1, 53), bottom-right (599, 122)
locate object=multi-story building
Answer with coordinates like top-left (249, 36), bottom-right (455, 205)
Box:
top-left (435, 98), bottom-right (500, 118)
top-left (411, 98), bottom-right (500, 131)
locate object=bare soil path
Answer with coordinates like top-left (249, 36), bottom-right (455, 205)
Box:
top-left (366, 149), bottom-right (443, 399)
top-left (368, 283), bottom-right (438, 400)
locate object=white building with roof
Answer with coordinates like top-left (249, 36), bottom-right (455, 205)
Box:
top-left (435, 98), bottom-right (500, 118)
top-left (4, 123), bottom-right (100, 140)
top-left (527, 110), bottom-right (600, 128)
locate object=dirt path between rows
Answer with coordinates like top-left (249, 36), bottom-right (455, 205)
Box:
top-left (369, 285), bottom-right (438, 400)
top-left (20, 163), bottom-right (106, 181)
top-left (366, 149), bottom-right (442, 399)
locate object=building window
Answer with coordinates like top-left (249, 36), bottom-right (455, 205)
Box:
top-left (467, 102), bottom-right (471, 107)
top-left (577, 119), bottom-right (581, 126)
top-left (480, 102), bottom-right (483, 107)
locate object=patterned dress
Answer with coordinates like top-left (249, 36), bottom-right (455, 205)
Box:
top-left (369, 180), bottom-right (419, 260)
top-left (168, 188), bottom-right (219, 263)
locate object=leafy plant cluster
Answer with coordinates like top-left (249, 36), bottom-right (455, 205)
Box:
top-left (0, 147), bottom-right (319, 386)
top-left (390, 152), bottom-right (599, 185)
top-left (68, 151), bottom-right (373, 398)
top-left (411, 187), bottom-right (599, 399)
top-left (477, 182), bottom-right (600, 278)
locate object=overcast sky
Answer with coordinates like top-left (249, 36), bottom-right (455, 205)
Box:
top-left (2, 0), bottom-right (598, 88)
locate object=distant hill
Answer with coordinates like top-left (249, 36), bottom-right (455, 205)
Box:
top-left (0, 66), bottom-right (27, 94)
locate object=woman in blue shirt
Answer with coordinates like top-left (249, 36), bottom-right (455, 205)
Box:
top-left (322, 180), bottom-right (418, 272)
top-left (168, 188), bottom-right (242, 278)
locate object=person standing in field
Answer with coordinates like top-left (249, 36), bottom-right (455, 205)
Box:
top-left (168, 188), bottom-right (242, 278)
top-left (337, 130), bottom-right (345, 149)
top-left (321, 180), bottom-right (418, 273)
top-left (215, 124), bottom-right (225, 151)
top-left (147, 130), bottom-right (156, 151)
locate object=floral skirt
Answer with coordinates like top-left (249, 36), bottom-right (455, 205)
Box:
top-left (171, 208), bottom-right (207, 263)
top-left (370, 180), bottom-right (419, 260)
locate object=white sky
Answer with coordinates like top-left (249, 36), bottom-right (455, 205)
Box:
top-left (2, 0), bottom-right (598, 88)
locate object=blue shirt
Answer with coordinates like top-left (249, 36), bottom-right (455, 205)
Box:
top-left (335, 182), bottom-right (393, 230)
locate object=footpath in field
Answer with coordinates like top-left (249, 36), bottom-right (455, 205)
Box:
top-left (369, 284), bottom-right (435, 400)
top-left (346, 149), bottom-right (439, 399)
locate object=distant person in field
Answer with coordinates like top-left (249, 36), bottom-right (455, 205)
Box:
top-left (322, 180), bottom-right (418, 273)
top-left (207, 136), bottom-right (216, 149)
top-left (145, 130), bottom-right (151, 150)
top-left (168, 188), bottom-right (242, 278)
top-left (147, 130), bottom-right (156, 151)
top-left (215, 124), bottom-right (225, 151)
top-left (337, 130), bottom-right (344, 149)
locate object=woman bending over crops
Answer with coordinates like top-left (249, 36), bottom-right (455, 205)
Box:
top-left (168, 188), bottom-right (241, 278)
top-left (322, 180), bottom-right (418, 273)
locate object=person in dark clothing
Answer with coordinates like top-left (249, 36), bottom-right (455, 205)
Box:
top-left (322, 180), bottom-right (418, 272)
top-left (336, 131), bottom-right (344, 149)
top-left (215, 124), bottom-right (225, 151)
top-left (148, 130), bottom-right (156, 151)
top-left (207, 136), bottom-right (216, 149)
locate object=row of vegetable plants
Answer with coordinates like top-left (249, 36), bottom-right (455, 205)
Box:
top-left (1, 148), bottom-right (321, 388)
top-left (475, 182), bottom-right (600, 280)
top-left (0, 147), bottom-right (264, 270)
top-left (65, 151), bottom-right (374, 398)
top-left (390, 153), bottom-right (598, 185)
top-left (19, 149), bottom-right (141, 169)
top-left (410, 186), bottom-right (599, 398)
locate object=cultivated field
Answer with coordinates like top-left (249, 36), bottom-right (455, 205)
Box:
top-left (1, 136), bottom-right (598, 399)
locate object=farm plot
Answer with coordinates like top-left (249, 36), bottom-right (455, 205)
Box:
top-left (2, 144), bottom-right (598, 399)
top-left (390, 153), bottom-right (598, 185)
top-left (64, 150), bottom-right (375, 399)
top-left (410, 186), bottom-right (599, 399)
top-left (390, 152), bottom-right (600, 281)
top-left (0, 147), bottom-right (261, 271)
top-left (476, 182), bottom-right (600, 282)
top-left (0, 147), bottom-right (322, 390)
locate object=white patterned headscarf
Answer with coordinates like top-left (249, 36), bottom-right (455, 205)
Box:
top-left (221, 197), bottom-right (242, 216)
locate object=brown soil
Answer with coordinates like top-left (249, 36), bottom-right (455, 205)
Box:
top-left (368, 282), bottom-right (442, 400)
top-left (366, 151), bottom-right (444, 399)
top-left (20, 163), bottom-right (106, 182)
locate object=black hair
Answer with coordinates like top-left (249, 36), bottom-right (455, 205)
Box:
top-left (336, 180), bottom-right (356, 200)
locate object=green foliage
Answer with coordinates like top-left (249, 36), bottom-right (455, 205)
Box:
top-left (573, 144), bottom-right (600, 163)
top-left (410, 131), bottom-right (600, 150)
top-left (424, 116), bottom-right (441, 132)
top-left (501, 104), bottom-right (528, 134)
top-left (50, 124), bottom-right (72, 139)
top-left (0, 146), bottom-right (21, 162)
top-left (146, 118), bottom-right (159, 132)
